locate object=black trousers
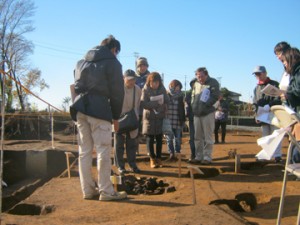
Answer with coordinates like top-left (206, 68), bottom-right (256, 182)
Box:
top-left (146, 134), bottom-right (163, 159)
top-left (214, 120), bottom-right (227, 143)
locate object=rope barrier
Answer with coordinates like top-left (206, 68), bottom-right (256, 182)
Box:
top-left (0, 112), bottom-right (70, 116)
top-left (0, 69), bottom-right (63, 112)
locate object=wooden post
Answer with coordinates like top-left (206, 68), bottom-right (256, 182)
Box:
top-left (110, 175), bottom-right (122, 192)
top-left (51, 111), bottom-right (55, 149)
top-left (65, 152), bottom-right (72, 178)
top-left (113, 175), bottom-right (118, 192)
top-left (177, 153), bottom-right (181, 178)
top-left (187, 166), bottom-right (204, 205)
top-left (235, 154), bottom-right (241, 173)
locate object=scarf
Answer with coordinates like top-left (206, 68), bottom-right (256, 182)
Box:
top-left (169, 89), bottom-right (183, 102)
top-left (258, 77), bottom-right (270, 85)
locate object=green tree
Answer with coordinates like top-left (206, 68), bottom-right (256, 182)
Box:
top-left (220, 87), bottom-right (230, 99)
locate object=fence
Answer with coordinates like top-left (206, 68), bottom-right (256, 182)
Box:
top-left (0, 112), bottom-right (76, 149)
top-left (227, 116), bottom-right (260, 132)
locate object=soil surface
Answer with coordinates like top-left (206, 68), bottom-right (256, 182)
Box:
top-left (1, 130), bottom-right (300, 225)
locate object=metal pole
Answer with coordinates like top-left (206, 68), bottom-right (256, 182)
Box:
top-left (0, 71), bottom-right (6, 213)
top-left (51, 110), bottom-right (54, 149)
top-left (38, 115), bottom-right (40, 140)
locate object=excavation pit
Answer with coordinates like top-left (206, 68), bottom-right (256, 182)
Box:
top-left (209, 192), bottom-right (272, 212)
top-left (7, 203), bottom-right (55, 216)
top-left (186, 167), bottom-right (220, 178)
top-left (2, 149), bottom-right (75, 212)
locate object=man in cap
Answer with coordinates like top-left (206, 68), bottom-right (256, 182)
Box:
top-left (115, 69), bottom-right (142, 174)
top-left (252, 65), bottom-right (282, 163)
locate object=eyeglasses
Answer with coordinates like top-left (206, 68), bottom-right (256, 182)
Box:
top-left (254, 73), bottom-right (263, 77)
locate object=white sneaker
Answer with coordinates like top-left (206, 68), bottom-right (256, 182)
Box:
top-left (99, 191), bottom-right (127, 201)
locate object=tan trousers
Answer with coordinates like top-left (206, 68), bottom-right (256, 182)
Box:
top-left (77, 112), bottom-right (114, 198)
top-left (292, 122), bottom-right (300, 141)
top-left (194, 112), bottom-right (215, 161)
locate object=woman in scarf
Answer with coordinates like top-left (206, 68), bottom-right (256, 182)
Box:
top-left (165, 80), bottom-right (186, 161)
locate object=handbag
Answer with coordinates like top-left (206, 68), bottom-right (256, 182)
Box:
top-left (117, 87), bottom-right (139, 133)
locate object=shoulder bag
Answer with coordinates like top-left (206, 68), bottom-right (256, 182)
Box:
top-left (117, 87), bottom-right (139, 133)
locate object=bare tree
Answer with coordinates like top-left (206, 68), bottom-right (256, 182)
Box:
top-left (14, 68), bottom-right (49, 110)
top-left (7, 35), bottom-right (34, 110)
top-left (0, 0), bottom-right (36, 110)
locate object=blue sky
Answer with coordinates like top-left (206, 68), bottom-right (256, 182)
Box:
top-left (25, 0), bottom-right (300, 110)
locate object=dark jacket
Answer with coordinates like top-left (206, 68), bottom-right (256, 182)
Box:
top-left (136, 70), bottom-right (150, 90)
top-left (71, 46), bottom-right (124, 122)
top-left (286, 63), bottom-right (300, 111)
top-left (141, 84), bottom-right (170, 135)
top-left (184, 79), bottom-right (197, 121)
top-left (136, 70), bottom-right (150, 116)
top-left (253, 79), bottom-right (281, 111)
top-left (184, 91), bottom-right (193, 121)
top-left (191, 76), bottom-right (220, 117)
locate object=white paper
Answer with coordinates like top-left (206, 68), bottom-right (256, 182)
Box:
top-left (256, 128), bottom-right (286, 160)
top-left (284, 105), bottom-right (296, 115)
top-left (260, 84), bottom-right (281, 97)
top-left (150, 94), bottom-right (164, 105)
top-left (279, 72), bottom-right (290, 91)
top-left (200, 88), bottom-right (210, 102)
top-left (255, 106), bottom-right (274, 124)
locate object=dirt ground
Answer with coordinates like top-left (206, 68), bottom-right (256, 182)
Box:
top-left (1, 130), bottom-right (300, 225)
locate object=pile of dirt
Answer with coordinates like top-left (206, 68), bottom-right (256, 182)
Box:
top-left (121, 175), bottom-right (176, 195)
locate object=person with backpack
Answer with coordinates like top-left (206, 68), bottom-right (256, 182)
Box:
top-left (71, 35), bottom-right (127, 201)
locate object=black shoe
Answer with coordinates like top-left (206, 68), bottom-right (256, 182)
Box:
top-left (201, 160), bottom-right (212, 165)
top-left (165, 154), bottom-right (177, 162)
top-left (275, 157), bottom-right (283, 163)
top-left (118, 167), bottom-right (126, 175)
top-left (188, 159), bottom-right (201, 164)
top-left (130, 167), bottom-right (141, 173)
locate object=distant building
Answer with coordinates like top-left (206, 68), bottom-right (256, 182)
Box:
top-left (228, 91), bottom-right (241, 102)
